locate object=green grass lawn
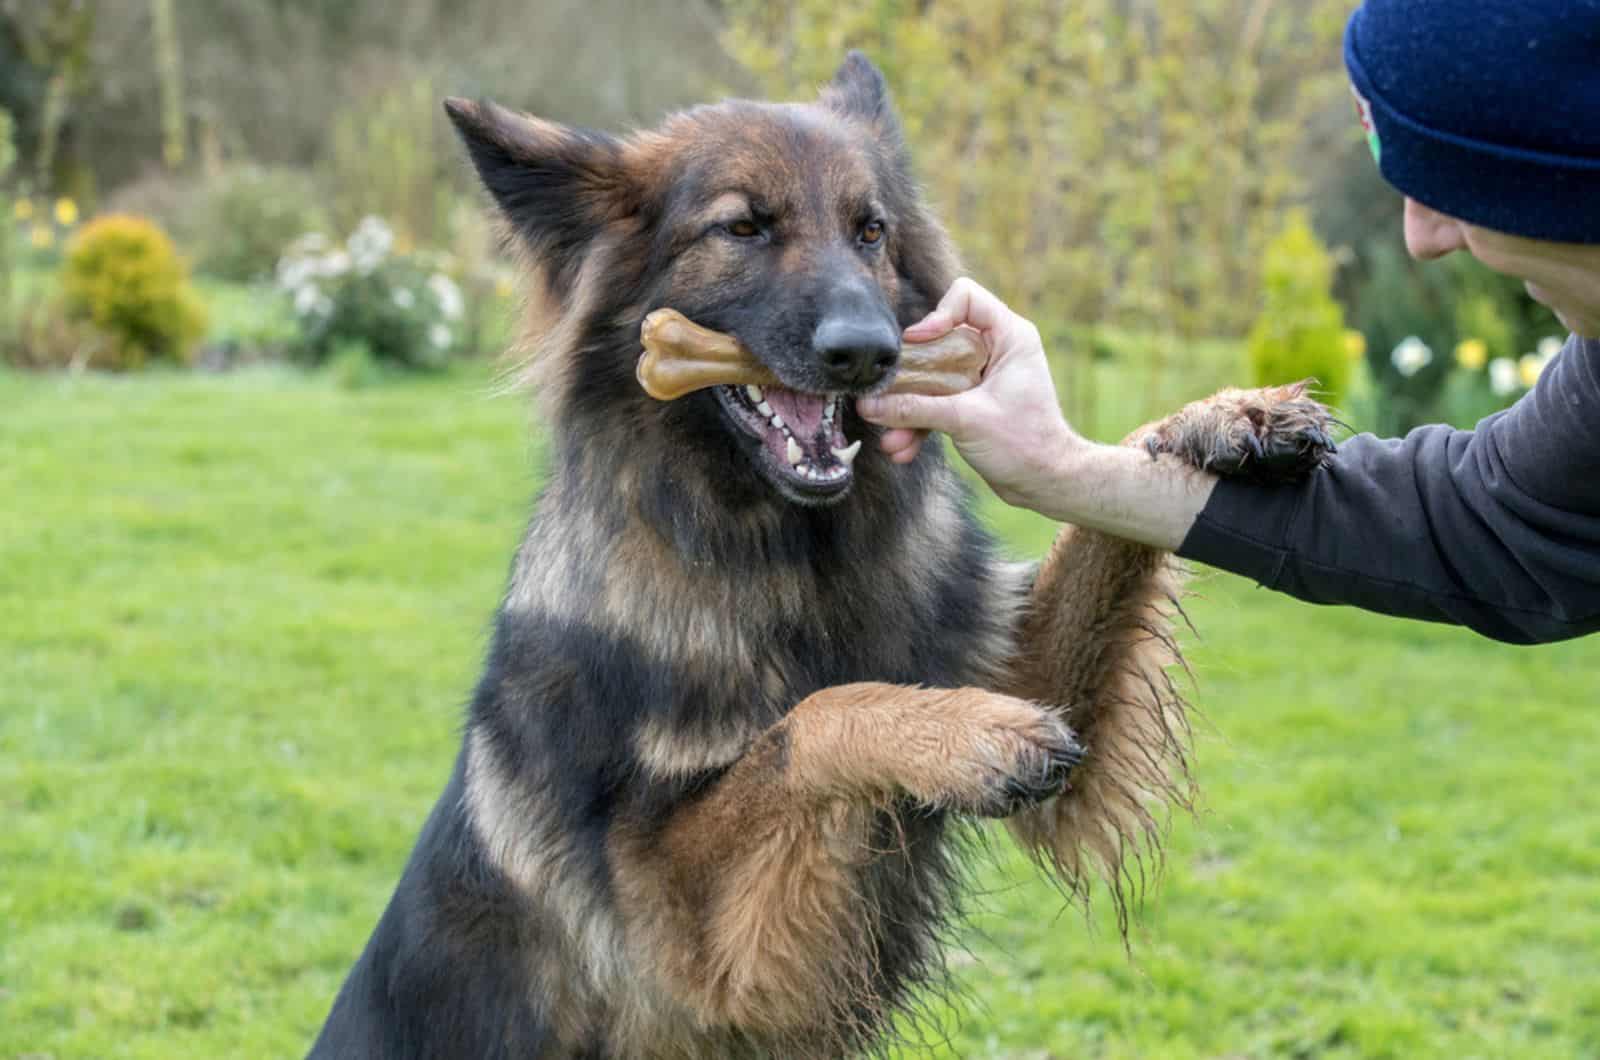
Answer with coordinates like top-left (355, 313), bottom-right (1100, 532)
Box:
top-left (2, 365), bottom-right (1597, 1059)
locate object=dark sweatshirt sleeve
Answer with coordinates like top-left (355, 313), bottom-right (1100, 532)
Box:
top-left (1177, 335), bottom-right (1600, 644)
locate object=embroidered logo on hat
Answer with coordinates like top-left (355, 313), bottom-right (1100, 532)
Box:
top-left (1351, 85), bottom-right (1381, 164)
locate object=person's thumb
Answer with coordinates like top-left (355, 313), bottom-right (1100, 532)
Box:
top-left (856, 392), bottom-right (964, 436)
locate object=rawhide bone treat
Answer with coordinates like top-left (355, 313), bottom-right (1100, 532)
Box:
top-left (636, 308), bottom-right (987, 402)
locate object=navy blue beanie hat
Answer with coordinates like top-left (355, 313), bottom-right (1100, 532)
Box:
top-left (1344, 0), bottom-right (1600, 244)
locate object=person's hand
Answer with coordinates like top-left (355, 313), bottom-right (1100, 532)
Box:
top-left (858, 278), bottom-right (1085, 513)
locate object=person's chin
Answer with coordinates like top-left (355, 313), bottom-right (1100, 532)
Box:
top-left (1526, 283), bottom-right (1594, 338)
top-left (1555, 311), bottom-right (1598, 338)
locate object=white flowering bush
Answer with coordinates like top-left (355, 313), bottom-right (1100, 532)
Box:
top-left (1439, 331), bottom-right (1566, 428)
top-left (1388, 335), bottom-right (1433, 378)
top-left (276, 217), bottom-right (467, 370)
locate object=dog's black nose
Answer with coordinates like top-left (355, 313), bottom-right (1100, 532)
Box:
top-left (814, 315), bottom-right (900, 390)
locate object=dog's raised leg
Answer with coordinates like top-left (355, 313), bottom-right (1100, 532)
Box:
top-left (608, 682), bottom-right (1078, 1041)
top-left (1000, 382), bottom-right (1335, 919)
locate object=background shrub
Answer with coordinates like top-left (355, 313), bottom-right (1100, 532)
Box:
top-left (1246, 210), bottom-right (1350, 407)
top-left (192, 166), bottom-right (327, 282)
top-left (4, 298), bottom-right (115, 371)
top-left (101, 170), bottom-right (203, 248)
top-left (278, 218), bottom-right (466, 371)
top-left (59, 214), bottom-right (207, 369)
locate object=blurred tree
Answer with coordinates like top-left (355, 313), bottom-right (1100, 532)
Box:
top-left (181, 0), bottom-right (742, 259)
top-left (178, 0), bottom-right (741, 168)
top-left (0, 0), bottom-right (740, 207)
top-left (151, 0), bottom-right (184, 169)
top-left (2, 0), bottom-right (162, 203)
top-left (1246, 209), bottom-right (1349, 407)
top-left (1, 107), bottom-right (14, 339)
top-left (324, 74), bottom-right (454, 247)
top-left (6, 0), bottom-right (98, 198)
top-left (726, 0), bottom-right (1349, 423)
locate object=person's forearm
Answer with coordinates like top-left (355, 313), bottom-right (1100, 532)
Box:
top-left (1032, 441), bottom-right (1219, 551)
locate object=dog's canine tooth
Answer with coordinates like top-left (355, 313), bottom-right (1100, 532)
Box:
top-left (831, 440), bottom-right (862, 468)
top-left (786, 438), bottom-right (804, 466)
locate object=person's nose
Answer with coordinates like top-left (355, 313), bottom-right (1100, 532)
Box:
top-left (1403, 197), bottom-right (1468, 260)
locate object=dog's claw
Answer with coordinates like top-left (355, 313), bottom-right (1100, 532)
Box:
top-left (1143, 385), bottom-right (1339, 486)
top-left (983, 737), bottom-right (1083, 817)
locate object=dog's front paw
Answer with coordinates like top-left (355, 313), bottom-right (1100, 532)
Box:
top-left (982, 720), bottom-right (1086, 818)
top-left (1135, 381), bottom-right (1338, 485)
top-left (909, 693), bottom-right (1084, 819)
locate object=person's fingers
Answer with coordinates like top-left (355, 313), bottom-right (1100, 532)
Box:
top-left (856, 392), bottom-right (964, 435)
top-left (931, 276), bottom-right (1011, 336)
top-left (878, 428), bottom-right (929, 463)
top-left (902, 308), bottom-right (956, 342)
top-left (878, 427), bottom-right (919, 453)
top-left (905, 277), bottom-right (1046, 380)
top-left (889, 437), bottom-right (924, 463)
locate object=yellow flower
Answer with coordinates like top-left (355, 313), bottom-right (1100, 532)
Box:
top-left (1518, 352), bottom-right (1545, 389)
top-left (54, 197), bottom-right (79, 226)
top-left (13, 198), bottom-right (34, 221)
top-left (1342, 329), bottom-right (1367, 361)
top-left (1454, 338), bottom-right (1488, 371)
top-left (29, 223), bottom-right (54, 249)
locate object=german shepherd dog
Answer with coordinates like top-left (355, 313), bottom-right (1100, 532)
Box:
top-left (309, 53), bottom-right (1332, 1059)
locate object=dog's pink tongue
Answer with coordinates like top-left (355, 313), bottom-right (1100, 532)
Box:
top-left (766, 387), bottom-right (826, 439)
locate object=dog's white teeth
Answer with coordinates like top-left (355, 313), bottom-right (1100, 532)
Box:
top-left (746, 385), bottom-right (764, 403)
top-left (824, 398), bottom-right (837, 421)
top-left (830, 440), bottom-right (862, 468)
top-left (756, 400), bottom-right (773, 416)
top-left (786, 437), bottom-right (804, 466)
top-left (769, 413), bottom-right (785, 430)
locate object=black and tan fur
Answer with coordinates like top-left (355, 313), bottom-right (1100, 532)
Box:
top-left (308, 54), bottom-right (1333, 1059)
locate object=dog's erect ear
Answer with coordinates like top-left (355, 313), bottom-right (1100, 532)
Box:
top-left (821, 51), bottom-right (898, 132)
top-left (819, 55), bottom-right (954, 317)
top-left (443, 98), bottom-right (631, 276)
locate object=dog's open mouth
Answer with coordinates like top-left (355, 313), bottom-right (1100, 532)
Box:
top-left (715, 383), bottom-right (861, 502)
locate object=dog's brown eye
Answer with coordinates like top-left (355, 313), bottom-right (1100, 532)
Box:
top-left (860, 220), bottom-right (885, 245)
top-left (727, 220), bottom-right (762, 239)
